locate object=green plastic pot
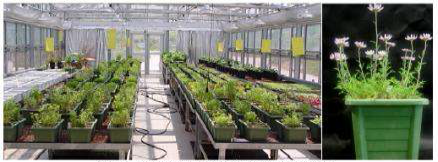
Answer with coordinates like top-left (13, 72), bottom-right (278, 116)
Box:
top-left (251, 105), bottom-right (282, 129)
top-left (68, 119), bottom-right (97, 143)
top-left (195, 101), bottom-right (203, 115)
top-left (221, 101), bottom-right (244, 121)
top-left (31, 119), bottom-right (64, 143)
top-left (4, 118), bottom-right (26, 142)
top-left (275, 120), bottom-right (309, 143)
top-left (238, 120), bottom-right (269, 141)
top-left (211, 122), bottom-right (236, 142)
top-left (204, 114), bottom-right (213, 134)
top-left (346, 99), bottom-right (429, 160)
top-left (185, 90), bottom-right (196, 109)
top-left (307, 122), bottom-right (321, 143)
top-left (108, 122), bottom-right (132, 143)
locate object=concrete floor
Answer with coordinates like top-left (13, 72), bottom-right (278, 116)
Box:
top-left (132, 70), bottom-right (195, 160)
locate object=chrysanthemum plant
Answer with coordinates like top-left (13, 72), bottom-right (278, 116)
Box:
top-left (330, 4), bottom-right (432, 99)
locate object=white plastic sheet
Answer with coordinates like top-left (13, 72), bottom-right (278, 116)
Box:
top-left (65, 29), bottom-right (108, 65)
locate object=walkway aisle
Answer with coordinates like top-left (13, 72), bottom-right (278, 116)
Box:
top-left (132, 71), bottom-right (194, 160)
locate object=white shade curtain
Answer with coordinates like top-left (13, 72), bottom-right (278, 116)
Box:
top-left (176, 30), bottom-right (225, 63)
top-left (65, 29), bottom-right (108, 66)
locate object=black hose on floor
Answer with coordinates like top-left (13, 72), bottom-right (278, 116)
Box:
top-left (280, 149), bottom-right (293, 160)
top-left (138, 82), bottom-right (296, 160)
top-left (135, 90), bottom-right (177, 160)
top-left (34, 149), bottom-right (47, 160)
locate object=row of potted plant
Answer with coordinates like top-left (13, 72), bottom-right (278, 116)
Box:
top-left (162, 51), bottom-right (187, 65)
top-left (107, 62), bottom-right (140, 143)
top-left (170, 65), bottom-right (237, 142)
top-left (199, 57), bottom-right (278, 80)
top-left (187, 63), bottom-right (323, 142)
top-left (168, 63), bottom-right (316, 143)
top-left (197, 64), bottom-right (322, 110)
top-left (4, 58), bottom-right (140, 143)
top-left (29, 72), bottom-right (111, 142)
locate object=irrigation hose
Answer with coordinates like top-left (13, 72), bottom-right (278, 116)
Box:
top-left (280, 149), bottom-right (293, 160)
top-left (135, 90), bottom-right (177, 160)
top-left (142, 90), bottom-right (294, 160)
top-left (140, 85), bottom-right (296, 160)
top-left (34, 149), bottom-right (47, 160)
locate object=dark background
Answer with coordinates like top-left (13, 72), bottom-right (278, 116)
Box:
top-left (322, 4), bottom-right (433, 159)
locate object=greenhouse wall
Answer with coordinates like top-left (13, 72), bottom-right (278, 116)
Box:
top-left (227, 23), bottom-right (321, 84)
top-left (4, 21), bottom-right (64, 75)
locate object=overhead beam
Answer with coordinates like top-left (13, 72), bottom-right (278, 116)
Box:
top-left (137, 3), bottom-right (294, 9)
top-left (53, 8), bottom-right (259, 17)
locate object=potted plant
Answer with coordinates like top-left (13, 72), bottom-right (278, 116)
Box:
top-left (31, 104), bottom-right (64, 143)
top-left (329, 4), bottom-right (431, 159)
top-left (66, 80), bottom-right (80, 90)
top-left (48, 57), bottom-right (56, 69)
top-left (55, 57), bottom-right (63, 69)
top-left (45, 52), bottom-right (56, 69)
top-left (261, 68), bottom-right (278, 81)
top-left (106, 82), bottom-right (118, 95)
top-left (22, 87), bottom-right (44, 124)
top-left (68, 110), bottom-right (97, 143)
top-left (64, 54), bottom-right (74, 73)
top-left (228, 100), bottom-right (251, 121)
top-left (246, 88), bottom-right (284, 127)
top-left (210, 113), bottom-right (236, 142)
top-left (48, 88), bottom-right (79, 127)
top-left (203, 98), bottom-right (223, 121)
top-left (86, 91), bottom-right (106, 129)
top-left (307, 115), bottom-right (321, 143)
top-left (4, 99), bottom-right (26, 142)
top-left (108, 110), bottom-right (132, 143)
top-left (65, 53), bottom-right (81, 69)
top-left (275, 114), bottom-right (308, 143)
top-left (238, 112), bottom-right (269, 141)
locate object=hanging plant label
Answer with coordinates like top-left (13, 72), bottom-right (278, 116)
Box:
top-left (261, 39), bottom-right (272, 53)
top-left (292, 37), bottom-right (305, 56)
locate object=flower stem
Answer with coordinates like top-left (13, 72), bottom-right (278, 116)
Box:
top-left (372, 11), bottom-right (379, 77)
top-left (357, 48), bottom-right (365, 79)
top-left (415, 41), bottom-right (428, 87)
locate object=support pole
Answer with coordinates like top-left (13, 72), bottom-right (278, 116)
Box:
top-left (108, 49), bottom-right (112, 61)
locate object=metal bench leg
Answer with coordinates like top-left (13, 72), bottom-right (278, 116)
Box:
top-left (130, 146), bottom-right (133, 160)
top-left (218, 149), bottom-right (226, 160)
top-left (194, 120), bottom-right (201, 159)
top-left (185, 102), bottom-right (192, 132)
top-left (119, 150), bottom-right (126, 160)
top-left (270, 149), bottom-right (279, 160)
top-left (48, 149), bottom-right (54, 159)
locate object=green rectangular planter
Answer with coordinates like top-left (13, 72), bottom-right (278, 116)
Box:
top-left (238, 120), bottom-right (269, 141)
top-left (221, 101), bottom-right (244, 121)
top-left (307, 122), bottom-right (321, 143)
top-left (68, 119), bottom-right (97, 143)
top-left (108, 122), bottom-right (133, 143)
top-left (251, 104), bottom-right (282, 129)
top-left (4, 118), bottom-right (26, 142)
top-left (346, 99), bottom-right (429, 160)
top-left (211, 123), bottom-right (236, 142)
top-left (275, 120), bottom-right (309, 143)
top-left (31, 119), bottom-right (64, 143)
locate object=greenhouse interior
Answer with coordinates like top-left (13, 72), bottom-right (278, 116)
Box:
top-left (3, 3), bottom-right (322, 160)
